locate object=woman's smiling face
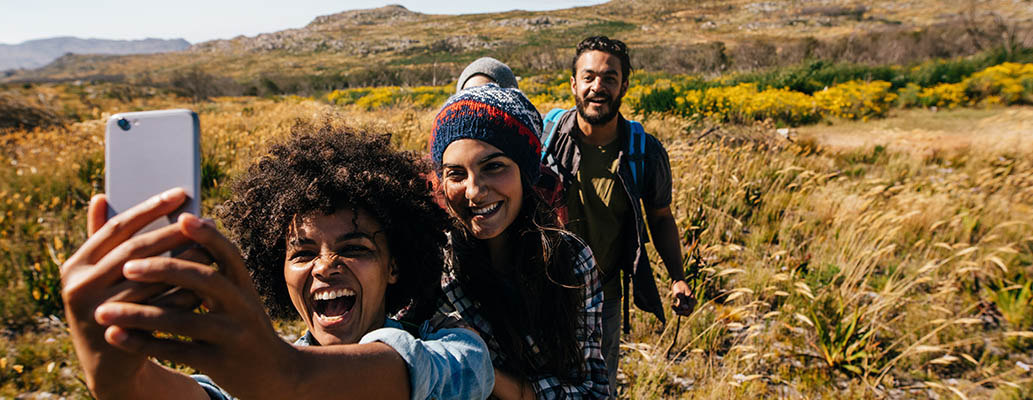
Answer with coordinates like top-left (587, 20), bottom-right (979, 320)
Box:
top-left (283, 208), bottom-right (397, 345)
top-left (440, 139), bottom-right (524, 241)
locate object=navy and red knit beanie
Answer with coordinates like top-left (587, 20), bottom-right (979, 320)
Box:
top-left (430, 84), bottom-right (544, 183)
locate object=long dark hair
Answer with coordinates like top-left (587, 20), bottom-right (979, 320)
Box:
top-left (445, 177), bottom-right (586, 383)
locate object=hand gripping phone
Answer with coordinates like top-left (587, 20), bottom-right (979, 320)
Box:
top-left (105, 109), bottom-right (201, 241)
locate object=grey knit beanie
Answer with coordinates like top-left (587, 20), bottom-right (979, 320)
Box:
top-left (455, 57), bottom-right (519, 93)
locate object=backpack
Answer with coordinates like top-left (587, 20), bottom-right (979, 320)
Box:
top-left (540, 108), bottom-right (647, 191)
top-left (540, 108), bottom-right (649, 334)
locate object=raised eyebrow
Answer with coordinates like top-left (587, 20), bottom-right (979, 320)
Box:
top-left (479, 152), bottom-right (507, 164)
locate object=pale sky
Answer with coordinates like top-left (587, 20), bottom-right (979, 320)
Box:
top-left (0, 0), bottom-right (607, 45)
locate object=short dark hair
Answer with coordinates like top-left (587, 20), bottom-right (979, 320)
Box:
top-left (571, 36), bottom-right (631, 82)
top-left (218, 123), bottom-right (449, 322)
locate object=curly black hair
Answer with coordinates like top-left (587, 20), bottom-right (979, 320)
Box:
top-left (571, 35), bottom-right (631, 82)
top-left (218, 123), bottom-right (449, 323)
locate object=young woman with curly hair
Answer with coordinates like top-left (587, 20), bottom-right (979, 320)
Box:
top-left (429, 84), bottom-right (609, 399)
top-left (60, 125), bottom-right (494, 400)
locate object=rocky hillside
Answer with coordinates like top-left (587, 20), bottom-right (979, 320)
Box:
top-left (0, 37), bottom-right (189, 71)
top-left (3, 0), bottom-right (1030, 88)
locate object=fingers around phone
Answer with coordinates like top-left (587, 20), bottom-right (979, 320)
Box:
top-left (175, 245), bottom-right (214, 266)
top-left (77, 188), bottom-right (188, 265)
top-left (62, 221), bottom-right (191, 313)
top-left (96, 302), bottom-right (232, 344)
top-left (61, 193), bottom-right (109, 278)
top-left (103, 326), bottom-right (211, 370)
top-left (121, 257), bottom-right (247, 313)
top-left (88, 222), bottom-right (192, 288)
top-left (148, 287), bottom-right (203, 310)
top-left (104, 280), bottom-right (203, 311)
top-left (87, 194), bottom-right (109, 237)
top-left (178, 214), bottom-right (252, 292)
top-left (105, 279), bottom-right (174, 304)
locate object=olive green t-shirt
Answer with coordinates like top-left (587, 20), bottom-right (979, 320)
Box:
top-left (565, 138), bottom-right (630, 301)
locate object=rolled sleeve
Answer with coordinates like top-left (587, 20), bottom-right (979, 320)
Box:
top-left (360, 325), bottom-right (494, 400)
top-left (192, 374), bottom-right (234, 400)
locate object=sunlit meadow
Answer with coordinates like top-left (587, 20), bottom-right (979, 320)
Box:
top-left (2, 61), bottom-right (1032, 397)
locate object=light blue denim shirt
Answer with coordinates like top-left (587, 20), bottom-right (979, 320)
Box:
top-left (193, 318), bottom-right (494, 400)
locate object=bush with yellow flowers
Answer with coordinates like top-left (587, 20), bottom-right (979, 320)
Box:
top-left (695, 83), bottom-right (759, 123)
top-left (963, 62), bottom-right (1033, 105)
top-left (326, 88), bottom-right (371, 105)
top-left (747, 86), bottom-right (821, 125)
top-left (898, 82), bottom-right (970, 108)
top-left (319, 61), bottom-right (1033, 124)
top-left (520, 73), bottom-right (573, 107)
top-left (326, 85), bottom-right (451, 110)
top-left (814, 80), bottom-right (897, 121)
top-left (630, 81), bottom-right (821, 125)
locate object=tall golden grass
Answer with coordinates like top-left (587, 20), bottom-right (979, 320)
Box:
top-left (1, 85), bottom-right (1031, 398)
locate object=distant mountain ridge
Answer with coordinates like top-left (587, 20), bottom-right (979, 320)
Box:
top-left (3, 0), bottom-right (1030, 87)
top-left (0, 37), bottom-right (190, 71)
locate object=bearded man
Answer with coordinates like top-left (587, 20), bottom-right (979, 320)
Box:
top-left (540, 35), bottom-right (695, 395)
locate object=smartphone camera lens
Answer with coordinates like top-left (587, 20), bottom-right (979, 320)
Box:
top-left (117, 117), bottom-right (131, 131)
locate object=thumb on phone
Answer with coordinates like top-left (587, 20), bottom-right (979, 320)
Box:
top-left (87, 194), bottom-right (109, 236)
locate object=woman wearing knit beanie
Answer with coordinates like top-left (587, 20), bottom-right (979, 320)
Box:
top-left (430, 83), bottom-right (610, 399)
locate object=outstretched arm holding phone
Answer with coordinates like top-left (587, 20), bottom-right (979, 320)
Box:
top-left (61, 189), bottom-right (211, 400)
top-left (62, 190), bottom-right (427, 399)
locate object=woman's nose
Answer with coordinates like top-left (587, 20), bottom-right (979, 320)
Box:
top-left (465, 175), bottom-right (487, 202)
top-left (312, 253), bottom-right (343, 278)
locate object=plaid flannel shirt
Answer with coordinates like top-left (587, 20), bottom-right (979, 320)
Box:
top-left (440, 231), bottom-right (609, 399)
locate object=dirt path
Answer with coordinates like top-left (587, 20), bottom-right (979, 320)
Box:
top-left (795, 106), bottom-right (1033, 154)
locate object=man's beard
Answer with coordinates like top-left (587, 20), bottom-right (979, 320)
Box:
top-left (576, 92), bottom-right (622, 125)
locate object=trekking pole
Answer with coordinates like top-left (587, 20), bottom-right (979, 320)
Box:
top-left (666, 314), bottom-right (682, 358)
top-left (665, 293), bottom-right (694, 358)
top-left (666, 235), bottom-right (701, 358)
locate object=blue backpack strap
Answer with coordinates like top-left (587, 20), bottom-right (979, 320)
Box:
top-left (540, 107), bottom-right (575, 161)
top-left (626, 119), bottom-right (646, 191)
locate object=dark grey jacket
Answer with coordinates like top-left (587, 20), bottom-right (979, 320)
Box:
top-left (541, 110), bottom-right (673, 327)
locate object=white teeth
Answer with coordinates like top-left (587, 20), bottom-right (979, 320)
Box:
top-left (313, 288), bottom-right (356, 301)
top-left (318, 314), bottom-right (344, 322)
top-left (471, 202), bottom-right (501, 216)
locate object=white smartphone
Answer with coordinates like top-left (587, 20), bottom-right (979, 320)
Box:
top-left (105, 109), bottom-right (200, 240)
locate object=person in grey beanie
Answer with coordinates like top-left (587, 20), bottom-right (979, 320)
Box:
top-left (456, 57), bottom-right (519, 92)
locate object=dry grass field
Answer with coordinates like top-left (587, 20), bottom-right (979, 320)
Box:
top-left (797, 107), bottom-right (1033, 154)
top-left (4, 0), bottom-right (1033, 396)
top-left (1, 80), bottom-right (1031, 398)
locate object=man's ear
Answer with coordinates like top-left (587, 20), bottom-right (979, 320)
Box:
top-left (570, 75), bottom-right (577, 95)
top-left (387, 259), bottom-right (399, 284)
top-left (619, 79), bottom-right (629, 98)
